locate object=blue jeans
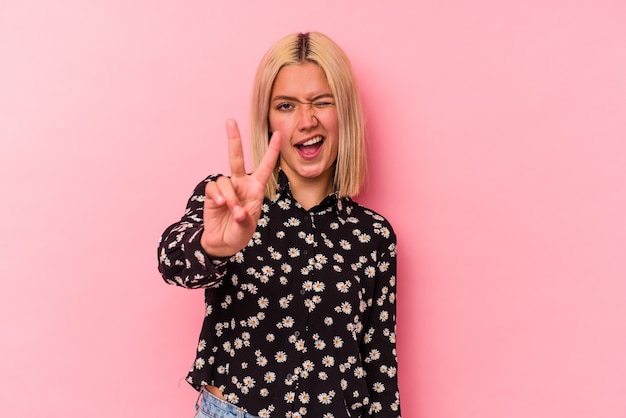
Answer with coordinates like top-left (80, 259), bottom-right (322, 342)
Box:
top-left (194, 388), bottom-right (259, 418)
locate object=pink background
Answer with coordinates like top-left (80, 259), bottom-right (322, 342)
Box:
top-left (1, 1), bottom-right (625, 416)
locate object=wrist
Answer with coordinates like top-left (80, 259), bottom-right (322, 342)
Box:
top-left (200, 230), bottom-right (237, 259)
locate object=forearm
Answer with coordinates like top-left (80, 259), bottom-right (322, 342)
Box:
top-left (158, 222), bottom-right (228, 289)
top-left (157, 176), bottom-right (228, 289)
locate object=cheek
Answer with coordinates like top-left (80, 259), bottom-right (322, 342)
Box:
top-left (324, 113), bottom-right (339, 138)
top-left (268, 114), bottom-right (288, 134)
top-left (322, 108), bottom-right (339, 128)
top-left (268, 111), bottom-right (277, 130)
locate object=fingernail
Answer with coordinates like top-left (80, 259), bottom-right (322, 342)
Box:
top-left (235, 206), bottom-right (247, 221)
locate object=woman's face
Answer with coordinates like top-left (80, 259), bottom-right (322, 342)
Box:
top-left (268, 62), bottom-right (339, 192)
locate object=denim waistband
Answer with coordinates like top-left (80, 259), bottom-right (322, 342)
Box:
top-left (195, 388), bottom-right (259, 418)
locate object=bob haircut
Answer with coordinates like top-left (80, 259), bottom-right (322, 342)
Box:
top-left (250, 32), bottom-right (366, 199)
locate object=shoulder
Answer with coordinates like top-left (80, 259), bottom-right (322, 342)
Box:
top-left (340, 198), bottom-right (396, 241)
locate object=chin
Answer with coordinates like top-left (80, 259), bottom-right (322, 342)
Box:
top-left (298, 165), bottom-right (329, 177)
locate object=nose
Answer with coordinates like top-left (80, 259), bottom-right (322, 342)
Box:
top-left (297, 103), bottom-right (318, 131)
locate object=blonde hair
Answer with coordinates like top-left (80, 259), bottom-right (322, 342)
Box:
top-left (250, 32), bottom-right (366, 199)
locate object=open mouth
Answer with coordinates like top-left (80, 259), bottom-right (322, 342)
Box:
top-left (295, 136), bottom-right (325, 158)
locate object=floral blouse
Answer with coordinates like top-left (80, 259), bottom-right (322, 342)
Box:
top-left (158, 172), bottom-right (401, 418)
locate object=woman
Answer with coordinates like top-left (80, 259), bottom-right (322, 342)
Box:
top-left (158, 32), bottom-right (401, 418)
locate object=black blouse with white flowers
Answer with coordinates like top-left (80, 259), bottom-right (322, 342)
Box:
top-left (158, 172), bottom-right (401, 418)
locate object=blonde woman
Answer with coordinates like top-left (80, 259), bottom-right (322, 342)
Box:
top-left (158, 32), bottom-right (401, 418)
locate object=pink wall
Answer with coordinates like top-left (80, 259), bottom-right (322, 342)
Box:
top-left (1, 1), bottom-right (625, 416)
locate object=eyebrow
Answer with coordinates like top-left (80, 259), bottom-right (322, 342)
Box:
top-left (271, 93), bottom-right (334, 102)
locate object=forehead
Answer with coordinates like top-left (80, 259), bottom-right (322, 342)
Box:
top-left (271, 62), bottom-right (331, 96)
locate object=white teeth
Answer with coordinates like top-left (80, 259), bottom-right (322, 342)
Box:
top-left (300, 136), bottom-right (323, 146)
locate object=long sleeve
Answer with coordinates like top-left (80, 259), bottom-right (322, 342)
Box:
top-left (361, 230), bottom-right (401, 416)
top-left (157, 175), bottom-right (228, 289)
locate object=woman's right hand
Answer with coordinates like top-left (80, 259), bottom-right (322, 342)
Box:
top-left (200, 119), bottom-right (281, 258)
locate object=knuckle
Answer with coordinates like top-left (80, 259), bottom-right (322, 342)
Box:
top-left (215, 175), bottom-right (231, 187)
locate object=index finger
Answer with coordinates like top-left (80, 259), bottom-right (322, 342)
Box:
top-left (251, 130), bottom-right (281, 186)
top-left (226, 119), bottom-right (246, 178)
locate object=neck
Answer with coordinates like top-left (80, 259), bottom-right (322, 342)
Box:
top-left (286, 173), bottom-right (334, 211)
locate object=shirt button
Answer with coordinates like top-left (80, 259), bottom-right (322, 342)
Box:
top-left (300, 289), bottom-right (306, 295)
top-left (294, 331), bottom-right (300, 337)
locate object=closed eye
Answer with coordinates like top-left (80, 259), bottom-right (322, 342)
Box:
top-left (312, 101), bottom-right (334, 108)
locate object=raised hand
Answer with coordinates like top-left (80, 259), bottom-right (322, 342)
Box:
top-left (200, 119), bottom-right (281, 258)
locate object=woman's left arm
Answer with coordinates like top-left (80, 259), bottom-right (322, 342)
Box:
top-left (361, 230), bottom-right (402, 417)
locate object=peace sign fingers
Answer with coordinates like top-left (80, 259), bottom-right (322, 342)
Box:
top-left (225, 118), bottom-right (281, 187)
top-left (226, 119), bottom-right (247, 178)
top-left (252, 130), bottom-right (281, 186)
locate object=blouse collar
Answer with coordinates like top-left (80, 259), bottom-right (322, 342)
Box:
top-left (276, 170), bottom-right (348, 216)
